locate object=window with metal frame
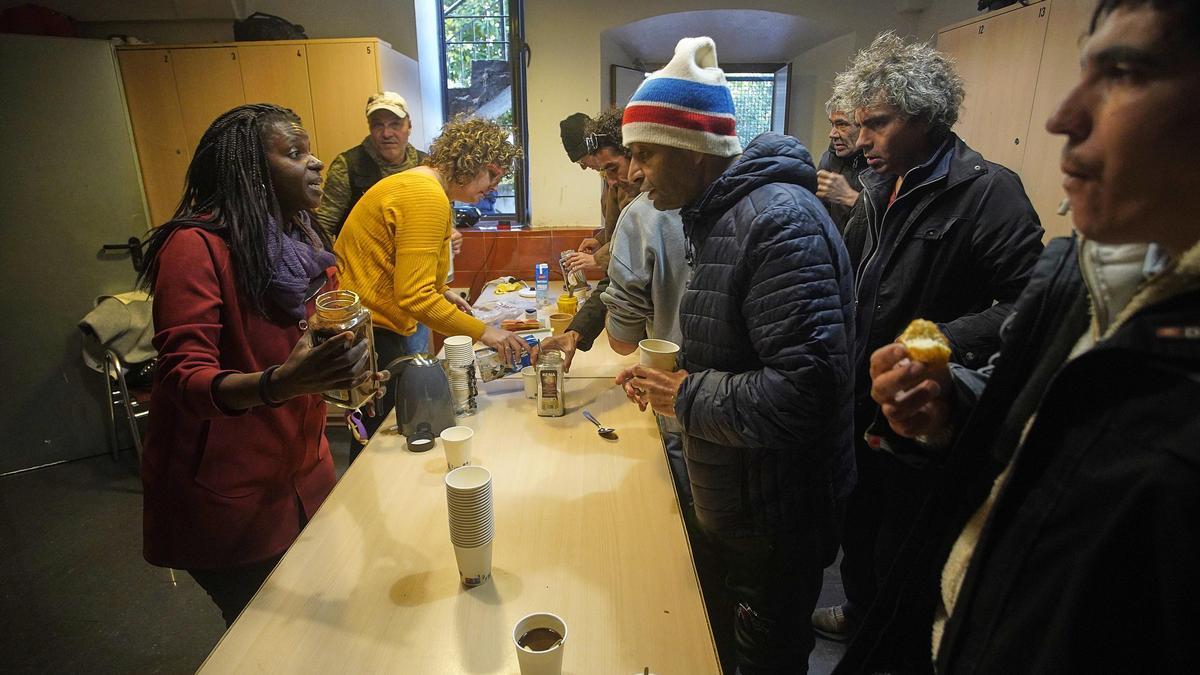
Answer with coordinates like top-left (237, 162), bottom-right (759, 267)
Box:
top-left (438, 0), bottom-right (530, 224)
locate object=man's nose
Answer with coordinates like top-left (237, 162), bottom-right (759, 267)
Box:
top-left (829, 126), bottom-right (839, 140)
top-left (628, 160), bottom-right (644, 182)
top-left (1046, 82), bottom-right (1092, 144)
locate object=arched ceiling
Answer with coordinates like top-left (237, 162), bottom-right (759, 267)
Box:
top-left (603, 9), bottom-right (847, 65)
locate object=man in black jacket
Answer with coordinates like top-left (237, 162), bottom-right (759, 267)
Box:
top-left (812, 32), bottom-right (1045, 642)
top-left (614, 37), bottom-right (856, 674)
top-left (836, 2), bottom-right (1200, 672)
top-left (816, 106), bottom-right (864, 234)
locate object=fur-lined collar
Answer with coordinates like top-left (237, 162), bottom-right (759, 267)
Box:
top-left (1107, 238), bottom-right (1200, 339)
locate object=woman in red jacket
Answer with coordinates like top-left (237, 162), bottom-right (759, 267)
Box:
top-left (138, 104), bottom-right (382, 626)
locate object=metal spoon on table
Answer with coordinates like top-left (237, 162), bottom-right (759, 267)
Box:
top-left (582, 410), bottom-right (618, 440)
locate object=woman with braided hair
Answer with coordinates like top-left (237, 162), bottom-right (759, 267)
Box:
top-left (138, 104), bottom-right (385, 625)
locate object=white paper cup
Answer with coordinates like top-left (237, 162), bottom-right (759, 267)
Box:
top-left (521, 366), bottom-right (537, 398)
top-left (440, 426), bottom-right (474, 470)
top-left (638, 338), bottom-right (679, 371)
top-left (513, 612), bottom-right (567, 675)
top-left (444, 335), bottom-right (474, 350)
top-left (453, 541), bottom-right (493, 587)
top-left (446, 465), bottom-right (490, 491)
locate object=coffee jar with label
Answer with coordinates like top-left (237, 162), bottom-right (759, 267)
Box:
top-left (536, 350), bottom-right (565, 417)
top-left (308, 290), bottom-right (378, 409)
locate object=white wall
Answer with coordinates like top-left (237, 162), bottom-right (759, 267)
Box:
top-left (788, 32), bottom-right (857, 152)
top-left (250, 0), bottom-right (418, 57)
top-left (600, 36), bottom-right (639, 109)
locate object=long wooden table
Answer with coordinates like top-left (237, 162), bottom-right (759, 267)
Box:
top-left (198, 334), bottom-right (719, 674)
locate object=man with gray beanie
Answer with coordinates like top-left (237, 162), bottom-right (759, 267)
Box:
top-left (614, 36), bottom-right (856, 674)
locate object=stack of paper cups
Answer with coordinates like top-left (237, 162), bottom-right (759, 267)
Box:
top-left (444, 335), bottom-right (477, 415)
top-left (445, 465), bottom-right (494, 587)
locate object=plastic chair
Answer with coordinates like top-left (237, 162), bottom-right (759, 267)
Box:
top-left (103, 349), bottom-right (150, 461)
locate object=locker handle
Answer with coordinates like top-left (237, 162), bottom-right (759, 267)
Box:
top-left (102, 237), bottom-right (145, 273)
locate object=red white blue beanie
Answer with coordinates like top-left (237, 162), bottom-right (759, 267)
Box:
top-left (622, 37), bottom-right (741, 157)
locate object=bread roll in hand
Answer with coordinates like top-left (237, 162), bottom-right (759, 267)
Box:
top-left (898, 319), bottom-right (951, 368)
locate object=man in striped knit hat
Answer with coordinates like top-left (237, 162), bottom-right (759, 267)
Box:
top-left (614, 37), bottom-right (856, 674)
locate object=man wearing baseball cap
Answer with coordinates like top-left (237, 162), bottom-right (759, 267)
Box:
top-left (316, 91), bottom-right (428, 239)
top-left (613, 37), bottom-right (856, 673)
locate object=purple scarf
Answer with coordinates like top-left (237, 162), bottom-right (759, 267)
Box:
top-left (265, 212), bottom-right (337, 321)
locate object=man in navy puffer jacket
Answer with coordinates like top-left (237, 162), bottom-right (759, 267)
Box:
top-left (615, 36), bottom-right (856, 674)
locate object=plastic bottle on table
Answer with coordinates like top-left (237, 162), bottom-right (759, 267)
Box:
top-left (534, 263), bottom-right (550, 307)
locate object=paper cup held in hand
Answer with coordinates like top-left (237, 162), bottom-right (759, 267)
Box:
top-left (638, 339), bottom-right (679, 371)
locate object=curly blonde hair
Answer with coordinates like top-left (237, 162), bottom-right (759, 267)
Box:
top-left (426, 115), bottom-right (521, 186)
top-left (832, 31), bottom-right (964, 131)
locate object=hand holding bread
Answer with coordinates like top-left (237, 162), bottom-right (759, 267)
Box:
top-left (870, 319), bottom-right (954, 441)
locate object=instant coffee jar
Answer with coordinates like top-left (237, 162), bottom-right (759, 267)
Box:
top-left (308, 290), bottom-right (378, 409)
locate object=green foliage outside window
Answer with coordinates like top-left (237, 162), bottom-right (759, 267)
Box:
top-left (443, 0), bottom-right (509, 89)
top-left (727, 76), bottom-right (774, 150)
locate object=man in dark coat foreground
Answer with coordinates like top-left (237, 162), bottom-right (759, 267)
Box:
top-left (836, 1), bottom-right (1200, 672)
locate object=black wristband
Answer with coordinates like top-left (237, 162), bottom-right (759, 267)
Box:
top-left (259, 365), bottom-right (285, 408)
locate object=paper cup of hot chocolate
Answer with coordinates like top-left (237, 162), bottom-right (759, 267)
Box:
top-left (638, 339), bottom-right (679, 371)
top-left (440, 426), bottom-right (474, 470)
top-left (513, 612), bottom-right (568, 675)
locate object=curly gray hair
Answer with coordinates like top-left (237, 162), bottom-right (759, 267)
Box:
top-left (831, 31), bottom-right (965, 130)
top-left (824, 94), bottom-right (849, 117)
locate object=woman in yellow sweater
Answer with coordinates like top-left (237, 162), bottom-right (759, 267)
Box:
top-left (335, 116), bottom-right (527, 459)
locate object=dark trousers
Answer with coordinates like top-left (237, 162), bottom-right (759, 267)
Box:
top-left (704, 487), bottom-right (839, 674)
top-left (188, 553), bottom-right (283, 627)
top-left (658, 420), bottom-right (693, 506)
top-left (662, 425), bottom-right (738, 671)
top-left (350, 324), bottom-right (430, 463)
top-left (838, 444), bottom-right (935, 621)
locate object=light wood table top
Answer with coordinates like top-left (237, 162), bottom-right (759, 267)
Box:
top-left (199, 338), bottom-right (719, 674)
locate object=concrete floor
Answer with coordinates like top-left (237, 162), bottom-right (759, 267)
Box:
top-left (0, 433), bottom-right (847, 674)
